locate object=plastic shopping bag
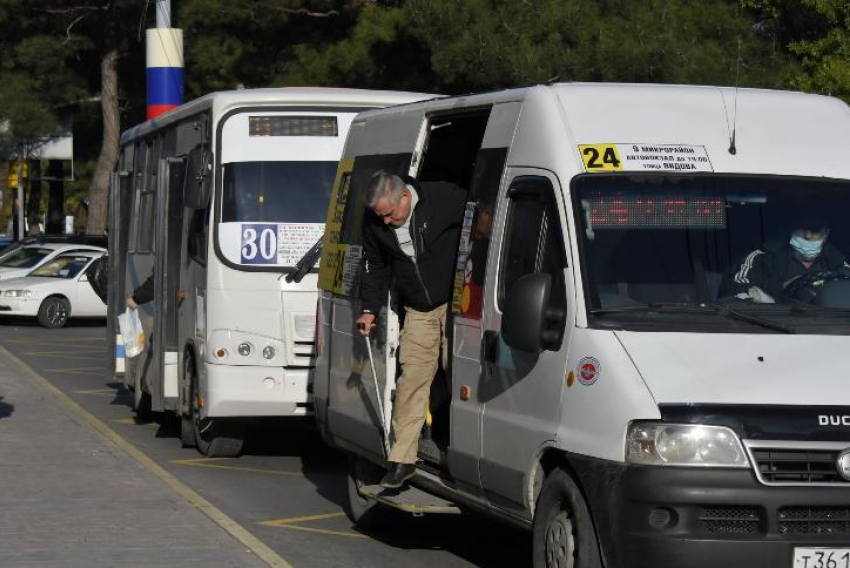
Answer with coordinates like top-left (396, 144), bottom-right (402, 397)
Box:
top-left (118, 306), bottom-right (146, 358)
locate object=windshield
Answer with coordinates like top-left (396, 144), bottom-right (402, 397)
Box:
top-left (221, 161), bottom-right (336, 223)
top-left (575, 175), bottom-right (850, 333)
top-left (30, 256), bottom-right (92, 278)
top-left (0, 247), bottom-right (51, 268)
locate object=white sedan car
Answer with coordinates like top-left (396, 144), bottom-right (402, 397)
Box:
top-left (0, 251), bottom-right (107, 328)
top-left (0, 243), bottom-right (106, 281)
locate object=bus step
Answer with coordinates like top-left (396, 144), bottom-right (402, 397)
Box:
top-left (359, 483), bottom-right (461, 515)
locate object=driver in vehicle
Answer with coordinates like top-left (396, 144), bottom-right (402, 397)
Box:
top-left (722, 218), bottom-right (850, 303)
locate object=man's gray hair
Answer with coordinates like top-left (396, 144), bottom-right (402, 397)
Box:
top-left (366, 170), bottom-right (407, 208)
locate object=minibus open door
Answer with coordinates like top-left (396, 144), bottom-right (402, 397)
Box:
top-left (108, 170), bottom-right (132, 377)
top-left (151, 157), bottom-right (186, 412)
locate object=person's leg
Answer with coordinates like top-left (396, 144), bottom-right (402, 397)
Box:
top-left (388, 304), bottom-right (447, 464)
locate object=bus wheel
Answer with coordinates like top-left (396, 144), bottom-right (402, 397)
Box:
top-left (38, 296), bottom-right (70, 328)
top-left (532, 468), bottom-right (601, 568)
top-left (180, 356), bottom-right (196, 448)
top-left (344, 455), bottom-right (387, 529)
top-left (191, 376), bottom-right (244, 457)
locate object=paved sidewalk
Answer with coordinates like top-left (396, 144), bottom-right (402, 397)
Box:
top-left (0, 350), bottom-right (268, 568)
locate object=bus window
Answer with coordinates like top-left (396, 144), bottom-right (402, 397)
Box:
top-left (220, 161), bottom-right (337, 224)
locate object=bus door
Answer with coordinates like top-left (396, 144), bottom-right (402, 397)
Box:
top-left (108, 169), bottom-right (132, 376)
top-left (152, 157), bottom-right (186, 412)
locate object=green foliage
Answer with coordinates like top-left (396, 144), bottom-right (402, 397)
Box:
top-left (743, 0), bottom-right (850, 101)
top-left (284, 0), bottom-right (802, 94)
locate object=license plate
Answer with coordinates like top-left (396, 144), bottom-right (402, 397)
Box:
top-left (794, 548), bottom-right (850, 568)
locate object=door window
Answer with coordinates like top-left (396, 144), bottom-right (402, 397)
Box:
top-left (498, 176), bottom-right (567, 312)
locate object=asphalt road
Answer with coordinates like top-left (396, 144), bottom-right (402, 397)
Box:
top-left (0, 318), bottom-right (530, 568)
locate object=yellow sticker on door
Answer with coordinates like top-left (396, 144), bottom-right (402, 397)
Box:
top-left (578, 144), bottom-right (623, 172)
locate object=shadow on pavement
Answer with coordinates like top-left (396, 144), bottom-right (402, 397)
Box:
top-left (354, 511), bottom-right (532, 567)
top-left (0, 316), bottom-right (106, 328)
top-left (0, 396), bottom-right (13, 419)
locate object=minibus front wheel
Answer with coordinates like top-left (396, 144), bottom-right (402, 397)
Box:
top-left (532, 468), bottom-right (601, 568)
top-left (191, 371), bottom-right (245, 458)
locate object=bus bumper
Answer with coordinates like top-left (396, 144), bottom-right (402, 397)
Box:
top-left (203, 362), bottom-right (312, 418)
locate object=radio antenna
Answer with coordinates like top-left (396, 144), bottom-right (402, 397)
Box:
top-left (728, 38), bottom-right (742, 155)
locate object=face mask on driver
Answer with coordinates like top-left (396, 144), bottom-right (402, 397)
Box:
top-left (790, 233), bottom-right (824, 260)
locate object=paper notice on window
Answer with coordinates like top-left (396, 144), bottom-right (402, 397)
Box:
top-left (277, 223), bottom-right (325, 266)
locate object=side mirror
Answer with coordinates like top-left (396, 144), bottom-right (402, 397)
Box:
top-left (184, 147), bottom-right (211, 209)
top-left (501, 273), bottom-right (564, 353)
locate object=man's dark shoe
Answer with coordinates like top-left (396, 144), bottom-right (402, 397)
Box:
top-left (380, 462), bottom-right (416, 489)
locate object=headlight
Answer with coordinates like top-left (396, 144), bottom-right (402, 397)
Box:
top-left (626, 422), bottom-right (749, 467)
top-left (262, 346), bottom-right (275, 360)
top-left (3, 290), bottom-right (32, 298)
top-left (237, 342), bottom-right (252, 356)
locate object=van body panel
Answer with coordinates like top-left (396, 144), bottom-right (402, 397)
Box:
top-left (559, 329), bottom-right (661, 463)
top-left (555, 84), bottom-right (850, 179)
top-left (616, 331), bottom-right (850, 406)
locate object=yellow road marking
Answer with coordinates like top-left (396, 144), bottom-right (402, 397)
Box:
top-left (112, 418), bottom-right (158, 427)
top-left (3, 338), bottom-right (104, 344)
top-left (44, 367), bottom-right (104, 375)
top-left (0, 344), bottom-right (293, 568)
top-left (259, 512), bottom-right (366, 539)
top-left (73, 388), bottom-right (115, 395)
top-left (30, 353), bottom-right (104, 361)
top-left (262, 512), bottom-right (346, 525)
top-left (171, 457), bottom-right (301, 477)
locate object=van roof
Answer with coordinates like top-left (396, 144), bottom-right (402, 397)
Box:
top-left (355, 82), bottom-right (850, 179)
top-left (121, 87), bottom-right (439, 144)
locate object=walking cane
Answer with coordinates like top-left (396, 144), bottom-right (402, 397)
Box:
top-left (360, 324), bottom-right (391, 458)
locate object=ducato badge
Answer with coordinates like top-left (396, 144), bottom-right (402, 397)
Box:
top-left (838, 449), bottom-right (850, 482)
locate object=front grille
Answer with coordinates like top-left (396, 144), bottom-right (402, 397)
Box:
top-left (779, 507), bottom-right (850, 536)
top-left (751, 448), bottom-right (846, 484)
top-left (700, 506), bottom-right (762, 535)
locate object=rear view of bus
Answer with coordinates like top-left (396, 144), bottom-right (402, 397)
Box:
top-left (110, 89), bottom-right (433, 457)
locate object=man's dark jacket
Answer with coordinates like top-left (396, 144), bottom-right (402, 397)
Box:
top-left (721, 241), bottom-right (849, 300)
top-left (360, 181), bottom-right (467, 314)
top-left (132, 273), bottom-right (155, 305)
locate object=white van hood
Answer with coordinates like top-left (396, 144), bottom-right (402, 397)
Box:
top-left (615, 331), bottom-right (850, 406)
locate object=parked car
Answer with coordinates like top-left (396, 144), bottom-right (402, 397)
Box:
top-left (0, 243), bottom-right (106, 281)
top-left (0, 251), bottom-right (107, 328)
top-left (0, 234), bottom-right (107, 259)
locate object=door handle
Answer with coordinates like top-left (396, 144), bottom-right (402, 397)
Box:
top-left (482, 330), bottom-right (498, 363)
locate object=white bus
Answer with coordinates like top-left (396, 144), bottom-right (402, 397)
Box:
top-left (108, 88), bottom-right (433, 456)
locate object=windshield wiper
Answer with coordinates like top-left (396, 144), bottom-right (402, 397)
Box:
top-left (591, 302), bottom-right (795, 333)
top-left (591, 302), bottom-right (719, 314)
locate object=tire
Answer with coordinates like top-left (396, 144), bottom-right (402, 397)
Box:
top-left (38, 296), bottom-right (70, 328)
top-left (532, 468), bottom-right (602, 568)
top-left (192, 373), bottom-right (244, 457)
top-left (180, 356), bottom-right (196, 448)
top-left (344, 455), bottom-right (388, 529)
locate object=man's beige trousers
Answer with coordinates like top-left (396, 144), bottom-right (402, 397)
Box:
top-left (388, 303), bottom-right (448, 464)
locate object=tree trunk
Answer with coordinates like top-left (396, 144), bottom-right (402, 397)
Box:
top-left (46, 160), bottom-right (65, 234)
top-left (25, 159), bottom-right (42, 235)
top-left (85, 47), bottom-right (119, 235)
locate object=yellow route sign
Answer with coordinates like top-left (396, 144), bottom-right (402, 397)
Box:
top-left (578, 144), bottom-right (623, 172)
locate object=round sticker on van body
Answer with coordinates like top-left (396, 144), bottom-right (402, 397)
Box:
top-left (577, 357), bottom-right (601, 385)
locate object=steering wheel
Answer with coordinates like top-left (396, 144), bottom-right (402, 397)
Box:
top-left (782, 269), bottom-right (850, 302)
